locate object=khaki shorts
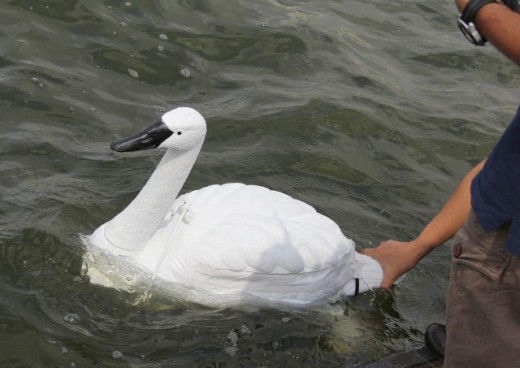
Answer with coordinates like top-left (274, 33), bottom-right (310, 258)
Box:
top-left (444, 211), bottom-right (520, 368)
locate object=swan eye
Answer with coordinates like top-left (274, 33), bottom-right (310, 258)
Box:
top-left (177, 132), bottom-right (182, 135)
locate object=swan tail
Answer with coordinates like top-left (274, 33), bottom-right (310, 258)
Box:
top-left (341, 252), bottom-right (384, 297)
top-left (355, 252), bottom-right (384, 293)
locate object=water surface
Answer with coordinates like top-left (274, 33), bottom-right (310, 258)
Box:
top-left (1, 0), bottom-right (519, 366)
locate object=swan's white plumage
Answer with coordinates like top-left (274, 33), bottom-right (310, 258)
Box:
top-left (85, 108), bottom-right (384, 307)
top-left (183, 184), bottom-right (350, 274)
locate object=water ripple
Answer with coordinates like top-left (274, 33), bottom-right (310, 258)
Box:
top-left (1, 0), bottom-right (519, 366)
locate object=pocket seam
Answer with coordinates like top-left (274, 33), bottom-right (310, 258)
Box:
top-left (452, 257), bottom-right (510, 281)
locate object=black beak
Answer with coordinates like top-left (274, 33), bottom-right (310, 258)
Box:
top-left (110, 121), bottom-right (173, 152)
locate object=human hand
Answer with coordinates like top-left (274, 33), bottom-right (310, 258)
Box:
top-left (361, 240), bottom-right (425, 289)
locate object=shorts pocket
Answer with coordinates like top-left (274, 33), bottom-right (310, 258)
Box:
top-left (447, 258), bottom-right (501, 344)
top-left (451, 215), bottom-right (511, 281)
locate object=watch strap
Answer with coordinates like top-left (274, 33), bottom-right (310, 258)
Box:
top-left (460, 0), bottom-right (497, 23)
top-left (502, 0), bottom-right (520, 12)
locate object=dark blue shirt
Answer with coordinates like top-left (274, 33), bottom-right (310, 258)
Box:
top-left (471, 105), bottom-right (520, 256)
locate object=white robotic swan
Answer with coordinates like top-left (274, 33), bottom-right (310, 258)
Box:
top-left (85, 107), bottom-right (383, 307)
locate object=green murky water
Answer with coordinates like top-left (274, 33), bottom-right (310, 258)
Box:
top-left (1, 0), bottom-right (518, 366)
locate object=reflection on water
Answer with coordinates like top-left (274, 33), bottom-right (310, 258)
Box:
top-left (1, 0), bottom-right (519, 366)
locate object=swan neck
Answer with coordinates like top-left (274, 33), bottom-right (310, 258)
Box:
top-left (101, 145), bottom-right (201, 251)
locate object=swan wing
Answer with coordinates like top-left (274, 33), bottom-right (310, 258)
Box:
top-left (167, 184), bottom-right (357, 284)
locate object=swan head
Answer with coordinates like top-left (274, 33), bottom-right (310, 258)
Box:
top-left (111, 107), bottom-right (206, 152)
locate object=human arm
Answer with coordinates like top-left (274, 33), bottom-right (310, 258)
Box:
top-left (456, 0), bottom-right (520, 65)
top-left (362, 160), bottom-right (486, 289)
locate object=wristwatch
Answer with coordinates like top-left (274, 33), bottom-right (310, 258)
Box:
top-left (457, 0), bottom-right (497, 46)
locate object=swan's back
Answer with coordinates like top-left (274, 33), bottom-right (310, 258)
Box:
top-left (153, 183), bottom-right (358, 305)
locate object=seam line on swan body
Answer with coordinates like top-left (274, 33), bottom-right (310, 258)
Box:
top-left (152, 201), bottom-right (190, 280)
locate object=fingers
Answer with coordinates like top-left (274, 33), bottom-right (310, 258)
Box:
top-left (380, 273), bottom-right (397, 290)
top-left (360, 249), bottom-right (392, 289)
top-left (360, 248), bottom-right (371, 256)
top-left (360, 240), bottom-right (410, 289)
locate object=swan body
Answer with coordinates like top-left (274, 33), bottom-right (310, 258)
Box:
top-left (86, 108), bottom-right (383, 307)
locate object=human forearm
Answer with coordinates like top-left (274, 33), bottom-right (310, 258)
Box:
top-left (456, 0), bottom-right (520, 64)
top-left (362, 161), bottom-right (485, 288)
top-left (476, 5), bottom-right (520, 64)
top-left (412, 160), bottom-right (486, 254)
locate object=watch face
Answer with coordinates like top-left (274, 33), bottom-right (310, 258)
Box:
top-left (457, 19), bottom-right (486, 46)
